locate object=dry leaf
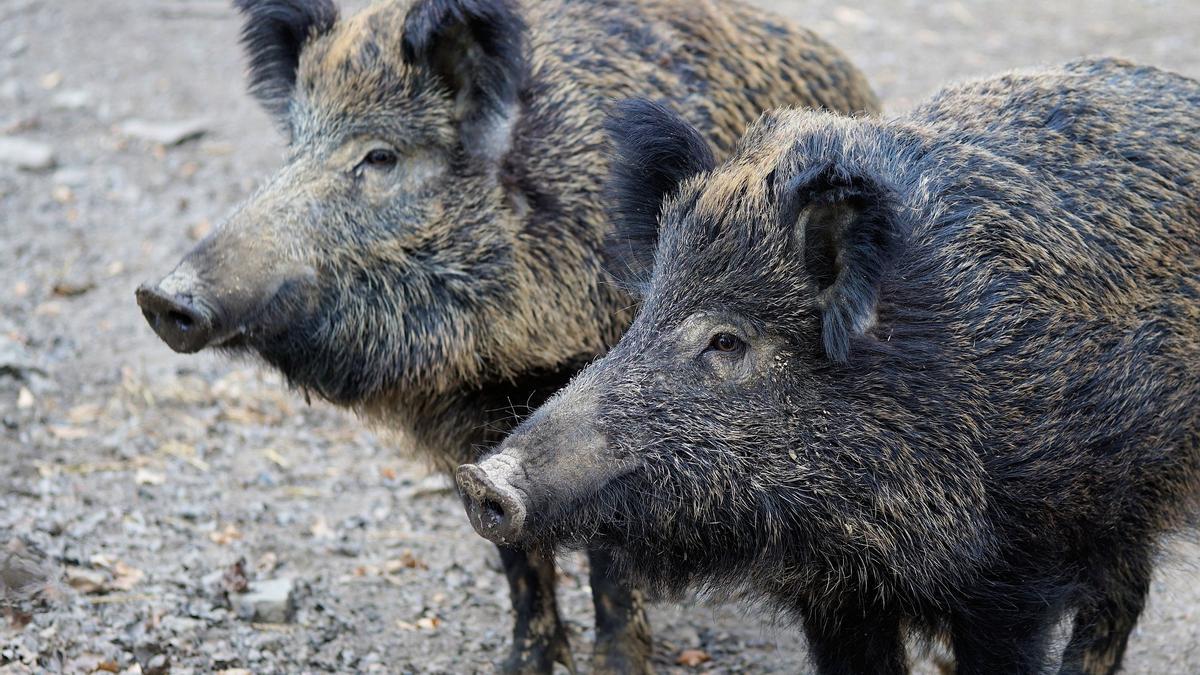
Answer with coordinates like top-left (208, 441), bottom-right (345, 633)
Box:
top-left (209, 524), bottom-right (243, 546)
top-left (48, 425), bottom-right (89, 440)
top-left (94, 660), bottom-right (120, 673)
top-left (379, 466), bottom-right (398, 481)
top-left (676, 648), bottom-right (711, 667)
top-left (309, 517), bottom-right (333, 540)
top-left (65, 567), bottom-right (106, 594)
top-left (52, 279), bottom-right (95, 297)
top-left (383, 550), bottom-right (428, 573)
top-left (263, 448), bottom-right (290, 469)
top-left (160, 441), bottom-right (209, 471)
top-left (134, 468), bottom-right (165, 486)
top-left (415, 616), bottom-right (440, 630)
top-left (67, 403), bottom-right (103, 424)
top-left (108, 562), bottom-right (144, 592)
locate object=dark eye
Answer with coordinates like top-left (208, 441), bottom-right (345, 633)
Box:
top-left (707, 332), bottom-right (744, 354)
top-left (362, 148), bottom-right (398, 168)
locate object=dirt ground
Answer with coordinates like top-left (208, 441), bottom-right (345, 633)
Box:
top-left (2, 0), bottom-right (1198, 673)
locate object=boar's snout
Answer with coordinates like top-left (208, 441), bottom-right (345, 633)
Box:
top-left (136, 266), bottom-right (219, 354)
top-left (457, 458), bottom-right (529, 546)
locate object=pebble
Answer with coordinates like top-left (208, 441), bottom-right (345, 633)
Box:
top-left (231, 578), bottom-right (296, 624)
top-left (50, 89), bottom-right (92, 111)
top-left (117, 118), bottom-right (208, 146)
top-left (0, 137), bottom-right (55, 170)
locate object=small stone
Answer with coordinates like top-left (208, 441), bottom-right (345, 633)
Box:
top-left (49, 89), bottom-right (91, 111)
top-left (117, 118), bottom-right (208, 146)
top-left (52, 166), bottom-right (87, 187)
top-left (0, 137), bottom-right (55, 170)
top-left (0, 80), bottom-right (22, 101)
top-left (231, 578), bottom-right (296, 624)
top-left (7, 36), bottom-right (28, 57)
top-left (38, 72), bottom-right (62, 90)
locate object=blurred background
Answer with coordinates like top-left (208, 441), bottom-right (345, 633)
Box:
top-left (1, 0), bottom-right (1198, 672)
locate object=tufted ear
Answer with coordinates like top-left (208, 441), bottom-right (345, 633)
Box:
top-left (778, 163), bottom-right (901, 364)
top-left (602, 99), bottom-right (716, 294)
top-left (402, 0), bottom-right (528, 161)
top-left (233, 0), bottom-right (339, 120)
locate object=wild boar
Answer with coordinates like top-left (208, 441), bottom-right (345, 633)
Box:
top-left (458, 59), bottom-right (1200, 674)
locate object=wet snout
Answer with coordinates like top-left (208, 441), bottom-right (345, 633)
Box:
top-left (457, 452), bottom-right (529, 546)
top-left (458, 383), bottom-right (635, 547)
top-left (135, 264), bottom-right (217, 353)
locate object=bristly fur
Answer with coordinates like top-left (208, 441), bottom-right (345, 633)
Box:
top-left (401, 0), bottom-right (529, 152)
top-left (233, 0), bottom-right (338, 120)
top-left (603, 99), bottom-right (716, 294)
top-left (485, 58), bottom-right (1200, 675)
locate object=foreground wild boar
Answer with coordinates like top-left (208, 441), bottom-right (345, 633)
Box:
top-left (458, 58), bottom-right (1200, 674)
top-left (134, 0), bottom-right (878, 670)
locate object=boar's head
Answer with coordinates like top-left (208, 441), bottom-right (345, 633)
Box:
top-left (137, 0), bottom-right (569, 408)
top-left (459, 100), bottom-right (986, 592)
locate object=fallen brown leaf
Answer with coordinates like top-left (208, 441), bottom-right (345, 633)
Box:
top-left (676, 648), bottom-right (711, 667)
top-left (209, 524), bottom-right (243, 546)
top-left (94, 659), bottom-right (120, 673)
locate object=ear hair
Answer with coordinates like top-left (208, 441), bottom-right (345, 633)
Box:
top-left (401, 0), bottom-right (528, 160)
top-left (602, 98), bottom-right (716, 294)
top-left (234, 0), bottom-right (339, 120)
top-left (779, 164), bottom-right (901, 363)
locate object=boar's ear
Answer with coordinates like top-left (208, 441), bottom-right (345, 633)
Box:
top-left (779, 163), bottom-right (901, 364)
top-left (402, 0), bottom-right (528, 161)
top-left (602, 99), bottom-right (716, 294)
top-left (234, 0), bottom-right (339, 120)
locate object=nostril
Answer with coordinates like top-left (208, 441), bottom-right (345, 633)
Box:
top-left (167, 310), bottom-right (194, 332)
top-left (480, 498), bottom-right (507, 529)
top-left (136, 282), bottom-right (215, 353)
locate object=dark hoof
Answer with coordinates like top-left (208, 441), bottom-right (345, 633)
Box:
top-left (592, 635), bottom-right (654, 675)
top-left (501, 632), bottom-right (576, 675)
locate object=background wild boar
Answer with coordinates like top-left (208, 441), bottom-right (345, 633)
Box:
top-left (133, 0), bottom-right (878, 671)
top-left (458, 58), bottom-right (1200, 674)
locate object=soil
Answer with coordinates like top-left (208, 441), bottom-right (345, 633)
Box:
top-left (2, 1), bottom-right (1198, 673)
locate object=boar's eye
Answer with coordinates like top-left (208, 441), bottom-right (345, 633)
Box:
top-left (361, 148), bottom-right (398, 169)
top-left (706, 332), bottom-right (745, 354)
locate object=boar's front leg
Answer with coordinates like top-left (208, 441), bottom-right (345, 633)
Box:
top-left (588, 548), bottom-right (653, 674)
top-left (1057, 546), bottom-right (1152, 675)
top-left (498, 546), bottom-right (576, 674)
top-left (799, 598), bottom-right (906, 675)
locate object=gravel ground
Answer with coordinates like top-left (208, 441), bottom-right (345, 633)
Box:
top-left (1, 1), bottom-right (1198, 673)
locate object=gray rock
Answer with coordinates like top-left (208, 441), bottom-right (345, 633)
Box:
top-left (0, 80), bottom-right (22, 101)
top-left (50, 89), bottom-right (91, 111)
top-left (231, 578), bottom-right (295, 624)
top-left (0, 137), bottom-right (54, 171)
top-left (117, 118), bottom-right (208, 146)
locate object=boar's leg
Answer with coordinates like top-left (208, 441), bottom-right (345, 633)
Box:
top-left (949, 594), bottom-right (1056, 675)
top-left (587, 548), bottom-right (652, 674)
top-left (498, 546), bottom-right (576, 674)
top-left (799, 599), bottom-right (906, 675)
top-left (1057, 549), bottom-right (1152, 675)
